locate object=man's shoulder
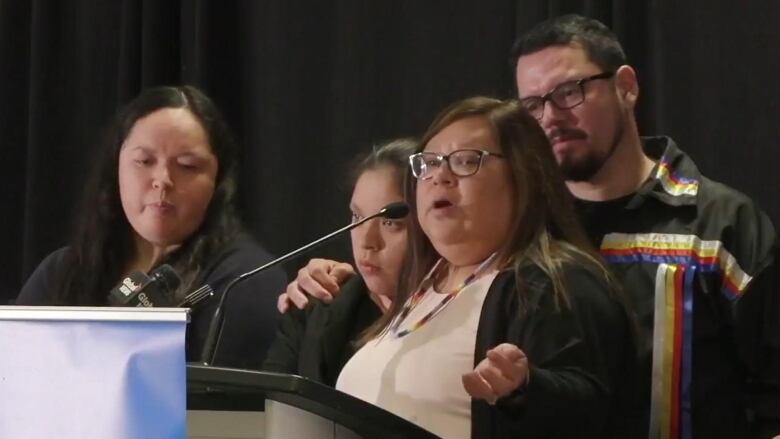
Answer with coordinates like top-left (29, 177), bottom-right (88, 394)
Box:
top-left (696, 175), bottom-right (776, 236)
top-left (696, 175), bottom-right (776, 264)
top-left (699, 174), bottom-right (764, 209)
top-left (644, 137), bottom-right (775, 240)
top-left (618, 164), bottom-right (777, 278)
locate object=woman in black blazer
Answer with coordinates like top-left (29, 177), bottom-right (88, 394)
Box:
top-left (262, 138), bottom-right (417, 383)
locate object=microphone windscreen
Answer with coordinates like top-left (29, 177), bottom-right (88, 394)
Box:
top-left (381, 202), bottom-right (409, 219)
top-left (108, 271), bottom-right (150, 306)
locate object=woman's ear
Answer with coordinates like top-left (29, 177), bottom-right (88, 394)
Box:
top-left (615, 65), bottom-right (639, 109)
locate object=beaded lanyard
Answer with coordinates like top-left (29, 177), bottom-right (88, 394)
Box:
top-left (390, 252), bottom-right (498, 338)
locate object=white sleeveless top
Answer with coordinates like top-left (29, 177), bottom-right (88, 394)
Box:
top-left (336, 270), bottom-right (499, 439)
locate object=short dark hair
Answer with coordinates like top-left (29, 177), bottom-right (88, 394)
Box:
top-left (53, 85), bottom-right (241, 305)
top-left (510, 14), bottom-right (627, 72)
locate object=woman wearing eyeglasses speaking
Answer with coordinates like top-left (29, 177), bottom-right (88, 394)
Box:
top-left (334, 97), bottom-right (637, 439)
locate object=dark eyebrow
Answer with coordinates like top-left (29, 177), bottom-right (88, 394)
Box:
top-left (124, 145), bottom-right (152, 152)
top-left (525, 77), bottom-right (581, 99)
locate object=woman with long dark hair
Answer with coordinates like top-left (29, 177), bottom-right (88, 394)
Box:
top-left (263, 138), bottom-right (416, 384)
top-left (17, 85), bottom-right (286, 368)
top-left (335, 97), bottom-right (637, 438)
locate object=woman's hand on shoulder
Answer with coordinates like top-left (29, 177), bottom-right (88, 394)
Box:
top-left (276, 258), bottom-right (356, 313)
top-left (462, 343), bottom-right (529, 405)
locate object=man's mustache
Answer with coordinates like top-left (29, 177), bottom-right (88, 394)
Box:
top-left (548, 127), bottom-right (587, 143)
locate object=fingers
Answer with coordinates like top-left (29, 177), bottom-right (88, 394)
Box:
top-left (329, 262), bottom-right (357, 284)
top-left (479, 357), bottom-right (519, 397)
top-left (278, 259), bottom-right (355, 312)
top-left (296, 264), bottom-right (337, 303)
top-left (276, 292), bottom-right (290, 313)
top-left (462, 371), bottom-right (497, 404)
top-left (463, 344), bottom-right (529, 403)
top-left (286, 280), bottom-right (310, 310)
top-left (486, 348), bottom-right (526, 385)
top-left (492, 342), bottom-right (526, 362)
top-left (301, 258), bottom-right (353, 299)
top-left (308, 259), bottom-right (343, 293)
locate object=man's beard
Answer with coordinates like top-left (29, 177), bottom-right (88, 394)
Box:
top-left (559, 151), bottom-right (609, 181)
top-left (556, 121), bottom-right (623, 182)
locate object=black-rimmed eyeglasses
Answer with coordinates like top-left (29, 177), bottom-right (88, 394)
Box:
top-left (409, 149), bottom-right (505, 180)
top-left (519, 71), bottom-right (615, 120)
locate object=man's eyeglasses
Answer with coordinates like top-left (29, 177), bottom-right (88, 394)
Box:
top-left (519, 71), bottom-right (615, 120)
top-left (408, 149), bottom-right (505, 180)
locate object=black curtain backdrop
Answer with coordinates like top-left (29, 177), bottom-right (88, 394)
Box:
top-left (1, 0), bottom-right (778, 303)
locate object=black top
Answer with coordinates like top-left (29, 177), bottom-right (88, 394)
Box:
top-left (264, 263), bottom-right (637, 438)
top-left (471, 264), bottom-right (638, 439)
top-left (262, 275), bottom-right (381, 386)
top-left (576, 136), bottom-right (780, 438)
top-left (16, 234), bottom-right (287, 369)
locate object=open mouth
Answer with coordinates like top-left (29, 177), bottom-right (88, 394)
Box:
top-left (433, 199), bottom-right (453, 209)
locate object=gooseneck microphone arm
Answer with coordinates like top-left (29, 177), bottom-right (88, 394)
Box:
top-left (199, 201), bottom-right (409, 365)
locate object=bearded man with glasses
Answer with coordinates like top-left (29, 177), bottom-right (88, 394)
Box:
top-left (513, 14), bottom-right (780, 439)
top-left (274, 13), bottom-right (779, 439)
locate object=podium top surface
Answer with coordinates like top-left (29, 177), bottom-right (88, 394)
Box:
top-left (187, 365), bottom-right (441, 439)
top-left (0, 306), bottom-right (189, 322)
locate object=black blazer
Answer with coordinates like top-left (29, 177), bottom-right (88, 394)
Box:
top-left (262, 276), bottom-right (381, 386)
top-left (263, 264), bottom-right (641, 439)
top-left (471, 264), bottom-right (642, 438)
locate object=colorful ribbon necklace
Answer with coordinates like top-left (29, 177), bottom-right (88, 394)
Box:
top-left (390, 252), bottom-right (498, 338)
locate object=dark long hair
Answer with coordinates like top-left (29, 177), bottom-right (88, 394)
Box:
top-left (348, 138), bottom-right (418, 347)
top-left (348, 138), bottom-right (418, 187)
top-left (364, 97), bottom-right (615, 341)
top-left (52, 85), bottom-right (241, 305)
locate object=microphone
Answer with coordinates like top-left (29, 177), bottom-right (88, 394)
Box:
top-left (108, 264), bottom-right (180, 307)
top-left (199, 201), bottom-right (409, 365)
